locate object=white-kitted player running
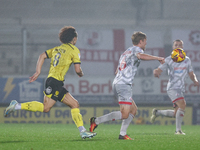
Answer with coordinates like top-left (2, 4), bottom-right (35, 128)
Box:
top-left (151, 39), bottom-right (199, 135)
top-left (90, 31), bottom-right (165, 140)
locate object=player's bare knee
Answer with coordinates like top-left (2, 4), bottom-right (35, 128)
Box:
top-left (73, 101), bottom-right (79, 108)
top-left (132, 110), bottom-right (137, 116)
top-left (134, 107), bottom-right (138, 115)
top-left (177, 100), bottom-right (186, 110)
top-left (70, 101), bottom-right (79, 109)
top-left (122, 113), bottom-right (129, 119)
top-left (130, 107), bottom-right (137, 116)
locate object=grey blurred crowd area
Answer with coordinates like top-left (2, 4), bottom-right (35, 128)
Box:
top-left (0, 0), bottom-right (200, 76)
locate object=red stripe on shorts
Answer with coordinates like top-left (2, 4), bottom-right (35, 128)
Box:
top-left (172, 97), bottom-right (184, 103)
top-left (119, 102), bottom-right (132, 105)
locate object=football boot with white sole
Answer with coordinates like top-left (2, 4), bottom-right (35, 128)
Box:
top-left (150, 108), bottom-right (158, 123)
top-left (80, 130), bottom-right (97, 139)
top-left (175, 130), bottom-right (185, 135)
top-left (4, 100), bottom-right (18, 117)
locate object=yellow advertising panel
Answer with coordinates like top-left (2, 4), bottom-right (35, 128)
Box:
top-left (1, 107), bottom-right (93, 124)
top-left (0, 106), bottom-right (192, 125)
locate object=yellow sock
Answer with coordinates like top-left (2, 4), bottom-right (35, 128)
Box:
top-left (21, 101), bottom-right (44, 112)
top-left (71, 108), bottom-right (84, 127)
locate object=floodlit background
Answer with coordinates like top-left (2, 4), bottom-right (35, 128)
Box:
top-left (0, 0), bottom-right (200, 125)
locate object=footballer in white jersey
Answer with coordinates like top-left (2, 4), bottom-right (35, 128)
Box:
top-left (158, 56), bottom-right (193, 93)
top-left (151, 39), bottom-right (199, 135)
top-left (113, 46), bottom-right (144, 85)
top-left (89, 32), bottom-right (164, 140)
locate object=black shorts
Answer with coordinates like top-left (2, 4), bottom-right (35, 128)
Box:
top-left (44, 77), bottom-right (68, 102)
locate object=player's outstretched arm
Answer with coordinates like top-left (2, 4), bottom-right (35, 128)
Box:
top-left (74, 64), bottom-right (84, 77)
top-left (153, 68), bottom-right (162, 78)
top-left (29, 52), bottom-right (47, 83)
top-left (188, 71), bottom-right (199, 86)
top-left (137, 53), bottom-right (165, 64)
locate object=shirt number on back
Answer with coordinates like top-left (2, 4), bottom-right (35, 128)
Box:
top-left (53, 53), bottom-right (61, 67)
top-left (119, 57), bottom-right (126, 71)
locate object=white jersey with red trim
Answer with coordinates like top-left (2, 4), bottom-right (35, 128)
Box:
top-left (159, 56), bottom-right (193, 92)
top-left (113, 46), bottom-right (144, 85)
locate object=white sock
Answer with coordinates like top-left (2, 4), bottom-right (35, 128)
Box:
top-left (120, 114), bottom-right (134, 136)
top-left (95, 111), bottom-right (122, 125)
top-left (176, 108), bottom-right (184, 131)
top-left (156, 110), bottom-right (175, 118)
top-left (14, 103), bottom-right (21, 110)
top-left (78, 126), bottom-right (86, 133)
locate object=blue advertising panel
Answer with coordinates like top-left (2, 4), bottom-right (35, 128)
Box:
top-left (0, 77), bottom-right (44, 104)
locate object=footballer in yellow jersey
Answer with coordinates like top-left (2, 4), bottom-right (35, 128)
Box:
top-left (45, 43), bottom-right (81, 81)
top-left (4, 26), bottom-right (96, 139)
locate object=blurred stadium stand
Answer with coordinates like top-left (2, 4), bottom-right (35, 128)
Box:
top-left (1, 0), bottom-right (200, 125)
top-left (0, 0), bottom-right (200, 76)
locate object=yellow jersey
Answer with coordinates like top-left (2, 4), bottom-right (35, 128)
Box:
top-left (45, 43), bottom-right (81, 81)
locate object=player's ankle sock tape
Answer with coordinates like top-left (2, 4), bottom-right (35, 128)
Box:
top-left (21, 101), bottom-right (44, 112)
top-left (71, 108), bottom-right (83, 127)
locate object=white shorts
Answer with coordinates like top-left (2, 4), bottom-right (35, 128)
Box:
top-left (167, 89), bottom-right (184, 103)
top-left (113, 84), bottom-right (133, 105)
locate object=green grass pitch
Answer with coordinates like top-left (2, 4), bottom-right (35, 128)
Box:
top-left (0, 124), bottom-right (200, 150)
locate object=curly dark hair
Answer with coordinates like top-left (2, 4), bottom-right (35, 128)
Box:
top-left (59, 26), bottom-right (77, 44)
top-left (131, 31), bottom-right (146, 45)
